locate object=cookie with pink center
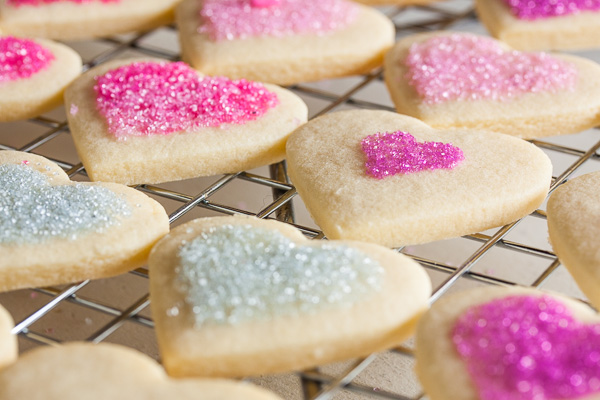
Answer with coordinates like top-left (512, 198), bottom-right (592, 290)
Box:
top-left (149, 215), bottom-right (431, 377)
top-left (0, 150), bottom-right (169, 292)
top-left (0, 304), bottom-right (16, 370)
top-left (547, 172), bottom-right (600, 311)
top-left (64, 58), bottom-right (307, 185)
top-left (0, 35), bottom-right (80, 121)
top-left (476, 0), bottom-right (600, 51)
top-left (0, 342), bottom-right (283, 399)
top-left (176, 0), bottom-right (394, 85)
top-left (0, 0), bottom-right (180, 40)
top-left (286, 110), bottom-right (552, 247)
top-left (384, 32), bottom-right (600, 139)
top-left (415, 286), bottom-right (600, 400)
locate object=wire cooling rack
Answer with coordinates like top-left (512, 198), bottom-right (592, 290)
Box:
top-left (1, 2), bottom-right (600, 399)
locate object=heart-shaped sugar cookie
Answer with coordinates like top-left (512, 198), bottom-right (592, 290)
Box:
top-left (286, 110), bottom-right (552, 247)
top-left (384, 32), bottom-right (600, 138)
top-left (0, 304), bottom-right (16, 370)
top-left (0, 0), bottom-right (180, 40)
top-left (65, 58), bottom-right (307, 185)
top-left (547, 172), bottom-right (600, 310)
top-left (0, 151), bottom-right (169, 292)
top-left (149, 215), bottom-right (431, 377)
top-left (476, 0), bottom-right (600, 51)
top-left (176, 0), bottom-right (394, 85)
top-left (0, 342), bottom-right (282, 399)
top-left (415, 286), bottom-right (600, 400)
top-left (0, 35), bottom-right (81, 121)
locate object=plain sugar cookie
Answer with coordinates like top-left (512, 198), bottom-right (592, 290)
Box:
top-left (150, 215), bottom-right (431, 378)
top-left (415, 286), bottom-right (600, 400)
top-left (64, 58), bottom-right (307, 185)
top-left (286, 110), bottom-right (552, 247)
top-left (0, 151), bottom-right (169, 292)
top-left (176, 0), bottom-right (394, 85)
top-left (547, 172), bottom-right (600, 310)
top-left (384, 31), bottom-right (600, 139)
top-left (476, 0), bottom-right (600, 51)
top-left (0, 0), bottom-right (181, 41)
top-left (0, 35), bottom-right (81, 121)
top-left (0, 304), bottom-right (16, 370)
top-left (0, 342), bottom-right (283, 399)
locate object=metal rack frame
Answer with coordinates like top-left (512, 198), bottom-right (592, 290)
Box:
top-left (1, 3), bottom-right (599, 399)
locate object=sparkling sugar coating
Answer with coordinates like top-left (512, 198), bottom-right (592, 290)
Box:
top-left (174, 225), bottom-right (384, 326)
top-left (94, 61), bottom-right (279, 138)
top-left (452, 295), bottom-right (600, 400)
top-left (8, 0), bottom-right (119, 5)
top-left (502, 0), bottom-right (600, 20)
top-left (405, 34), bottom-right (578, 104)
top-left (361, 131), bottom-right (464, 179)
top-left (198, 0), bottom-right (360, 41)
top-left (0, 163), bottom-right (131, 244)
top-left (0, 36), bottom-right (54, 83)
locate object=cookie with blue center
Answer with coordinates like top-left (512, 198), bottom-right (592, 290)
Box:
top-left (0, 151), bottom-right (169, 291)
top-left (149, 215), bottom-right (431, 378)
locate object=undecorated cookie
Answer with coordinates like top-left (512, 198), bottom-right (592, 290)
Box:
top-left (150, 215), bottom-right (431, 377)
top-left (0, 304), bottom-right (16, 370)
top-left (547, 172), bottom-right (600, 310)
top-left (0, 151), bottom-right (169, 292)
top-left (384, 31), bottom-right (600, 139)
top-left (476, 0), bottom-right (600, 51)
top-left (286, 110), bottom-right (552, 247)
top-left (0, 342), bottom-right (282, 399)
top-left (0, 35), bottom-right (81, 121)
top-left (0, 0), bottom-right (180, 41)
top-left (415, 286), bottom-right (600, 400)
top-left (176, 0), bottom-right (395, 85)
top-left (64, 58), bottom-right (307, 185)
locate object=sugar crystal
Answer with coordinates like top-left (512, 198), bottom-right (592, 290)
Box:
top-left (174, 225), bottom-right (384, 326)
top-left (452, 295), bottom-right (600, 400)
top-left (0, 163), bottom-right (131, 244)
top-left (405, 34), bottom-right (577, 104)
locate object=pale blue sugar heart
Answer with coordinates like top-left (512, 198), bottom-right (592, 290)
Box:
top-left (0, 163), bottom-right (131, 244)
top-left (174, 224), bottom-right (385, 327)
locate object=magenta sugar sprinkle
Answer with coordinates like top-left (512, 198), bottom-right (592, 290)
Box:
top-left (405, 34), bottom-right (577, 104)
top-left (199, 0), bottom-right (359, 41)
top-left (8, 0), bottom-right (118, 5)
top-left (94, 61), bottom-right (279, 138)
top-left (361, 131), bottom-right (464, 179)
top-left (452, 295), bottom-right (600, 400)
top-left (0, 36), bottom-right (54, 83)
top-left (502, 0), bottom-right (600, 20)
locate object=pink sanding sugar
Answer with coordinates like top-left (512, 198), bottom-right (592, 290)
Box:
top-left (0, 36), bottom-right (54, 83)
top-left (452, 295), bottom-right (600, 400)
top-left (8, 0), bottom-right (118, 5)
top-left (502, 0), bottom-right (600, 20)
top-left (198, 0), bottom-right (360, 41)
top-left (361, 131), bottom-right (464, 179)
top-left (405, 34), bottom-right (578, 104)
top-left (94, 61), bottom-right (279, 138)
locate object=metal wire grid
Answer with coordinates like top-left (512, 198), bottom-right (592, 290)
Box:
top-left (0, 3), bottom-right (599, 399)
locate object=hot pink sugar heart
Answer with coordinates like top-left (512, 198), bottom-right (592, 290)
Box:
top-left (361, 131), bottom-right (464, 179)
top-left (93, 61), bottom-right (279, 138)
top-left (452, 295), bottom-right (600, 400)
top-left (405, 34), bottom-right (578, 104)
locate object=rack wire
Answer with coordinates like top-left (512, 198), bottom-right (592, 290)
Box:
top-left (1, 2), bottom-right (599, 399)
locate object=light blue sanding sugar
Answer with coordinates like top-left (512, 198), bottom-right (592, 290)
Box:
top-left (173, 224), bottom-right (385, 326)
top-left (0, 163), bottom-right (131, 244)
